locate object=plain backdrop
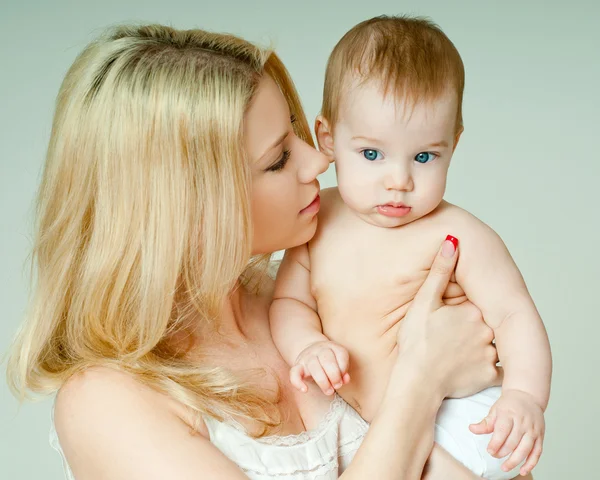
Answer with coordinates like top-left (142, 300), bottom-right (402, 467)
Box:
top-left (1, 0), bottom-right (598, 478)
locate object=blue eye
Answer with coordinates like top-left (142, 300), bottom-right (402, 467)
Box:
top-left (415, 152), bottom-right (436, 164)
top-left (362, 149), bottom-right (383, 161)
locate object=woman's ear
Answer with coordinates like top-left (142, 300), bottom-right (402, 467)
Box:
top-left (315, 115), bottom-right (335, 162)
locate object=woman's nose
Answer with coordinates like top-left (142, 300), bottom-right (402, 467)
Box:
top-left (298, 142), bottom-right (330, 184)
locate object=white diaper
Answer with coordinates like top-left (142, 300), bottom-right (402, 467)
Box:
top-left (434, 387), bottom-right (523, 479)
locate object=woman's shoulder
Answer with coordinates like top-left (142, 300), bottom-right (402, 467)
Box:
top-left (55, 366), bottom-right (209, 450)
top-left (52, 366), bottom-right (254, 479)
top-left (56, 366), bottom-right (158, 413)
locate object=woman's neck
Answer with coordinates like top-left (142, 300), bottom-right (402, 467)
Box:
top-left (217, 283), bottom-right (251, 340)
top-left (194, 281), bottom-right (270, 349)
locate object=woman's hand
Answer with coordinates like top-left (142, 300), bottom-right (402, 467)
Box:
top-left (394, 235), bottom-right (502, 399)
top-left (340, 236), bottom-right (504, 480)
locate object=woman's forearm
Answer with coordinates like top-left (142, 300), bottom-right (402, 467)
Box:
top-left (341, 361), bottom-right (444, 480)
top-left (422, 445), bottom-right (480, 479)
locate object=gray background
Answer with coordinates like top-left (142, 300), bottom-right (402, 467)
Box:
top-left (1, 0), bottom-right (598, 477)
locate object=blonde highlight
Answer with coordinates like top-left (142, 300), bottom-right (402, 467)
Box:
top-left (7, 24), bottom-right (311, 434)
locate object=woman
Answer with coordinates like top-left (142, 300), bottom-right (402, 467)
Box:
top-left (7, 25), bottom-right (523, 479)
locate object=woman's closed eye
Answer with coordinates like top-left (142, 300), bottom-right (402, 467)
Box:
top-left (267, 149), bottom-right (291, 172)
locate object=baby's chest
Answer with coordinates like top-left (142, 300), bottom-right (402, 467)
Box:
top-left (309, 225), bottom-right (438, 312)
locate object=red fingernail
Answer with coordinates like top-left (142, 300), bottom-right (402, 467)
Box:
top-left (446, 235), bottom-right (459, 249)
top-left (442, 235), bottom-right (458, 258)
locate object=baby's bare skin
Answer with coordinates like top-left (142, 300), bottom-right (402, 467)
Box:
top-left (271, 80), bottom-right (550, 476)
top-left (309, 188), bottom-right (467, 419)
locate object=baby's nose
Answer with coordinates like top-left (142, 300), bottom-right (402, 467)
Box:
top-left (384, 164), bottom-right (414, 192)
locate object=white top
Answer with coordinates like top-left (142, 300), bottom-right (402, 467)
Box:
top-left (49, 388), bottom-right (521, 479)
top-left (49, 394), bottom-right (370, 480)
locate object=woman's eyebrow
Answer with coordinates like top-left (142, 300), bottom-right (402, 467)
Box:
top-left (259, 131), bottom-right (288, 160)
top-left (258, 115), bottom-right (294, 160)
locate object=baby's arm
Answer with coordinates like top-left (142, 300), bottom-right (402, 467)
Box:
top-left (453, 212), bottom-right (551, 475)
top-left (454, 216), bottom-right (551, 407)
top-left (270, 244), bottom-right (350, 394)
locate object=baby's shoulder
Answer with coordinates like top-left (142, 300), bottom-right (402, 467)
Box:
top-left (425, 201), bottom-right (490, 234)
top-left (425, 202), bottom-right (506, 266)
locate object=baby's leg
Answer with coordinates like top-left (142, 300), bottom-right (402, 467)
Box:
top-left (434, 387), bottom-right (524, 479)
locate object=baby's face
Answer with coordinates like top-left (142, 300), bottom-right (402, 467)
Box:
top-left (331, 81), bottom-right (460, 228)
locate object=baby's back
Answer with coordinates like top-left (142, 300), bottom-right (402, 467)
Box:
top-left (309, 188), bottom-right (466, 420)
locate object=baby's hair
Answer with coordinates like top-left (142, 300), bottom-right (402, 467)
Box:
top-left (321, 15), bottom-right (465, 133)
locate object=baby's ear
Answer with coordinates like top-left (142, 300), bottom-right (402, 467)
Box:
top-left (452, 126), bottom-right (464, 153)
top-left (314, 115), bottom-right (335, 161)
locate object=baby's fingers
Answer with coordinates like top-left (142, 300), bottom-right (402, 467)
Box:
top-left (497, 424), bottom-right (526, 458)
top-left (469, 413), bottom-right (496, 435)
top-left (501, 433), bottom-right (534, 473)
top-left (290, 365), bottom-right (308, 393)
top-left (318, 349), bottom-right (344, 390)
top-left (487, 416), bottom-right (514, 456)
top-left (519, 437), bottom-right (543, 476)
top-left (308, 358), bottom-right (335, 395)
top-left (330, 344), bottom-right (350, 383)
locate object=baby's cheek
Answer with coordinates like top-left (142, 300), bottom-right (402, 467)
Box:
top-left (431, 176), bottom-right (448, 200)
top-left (336, 158), bottom-right (381, 207)
top-left (338, 179), bottom-right (377, 213)
top-left (417, 181), bottom-right (446, 213)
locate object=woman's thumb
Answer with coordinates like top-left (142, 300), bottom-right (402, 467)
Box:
top-left (414, 235), bottom-right (459, 308)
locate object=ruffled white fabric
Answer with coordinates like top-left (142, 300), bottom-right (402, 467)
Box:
top-left (203, 395), bottom-right (368, 479)
top-left (49, 389), bottom-right (522, 479)
top-left (49, 395), bottom-right (369, 480)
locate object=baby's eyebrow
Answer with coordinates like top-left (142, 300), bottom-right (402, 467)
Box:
top-left (426, 140), bottom-right (449, 148)
top-left (350, 135), bottom-right (384, 144)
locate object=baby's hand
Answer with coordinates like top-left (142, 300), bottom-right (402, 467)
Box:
top-left (469, 389), bottom-right (545, 476)
top-left (290, 341), bottom-right (350, 395)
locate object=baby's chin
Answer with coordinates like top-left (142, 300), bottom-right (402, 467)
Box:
top-left (374, 215), bottom-right (418, 229)
top-left (354, 208), bottom-right (422, 229)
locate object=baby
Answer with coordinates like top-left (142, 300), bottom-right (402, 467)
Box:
top-left (270, 16), bottom-right (551, 479)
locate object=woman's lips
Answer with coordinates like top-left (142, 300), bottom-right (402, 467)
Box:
top-left (377, 204), bottom-right (412, 217)
top-left (300, 194), bottom-right (321, 215)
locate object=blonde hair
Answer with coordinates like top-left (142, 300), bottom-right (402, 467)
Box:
top-left (6, 24), bottom-right (312, 434)
top-left (322, 15), bottom-right (465, 133)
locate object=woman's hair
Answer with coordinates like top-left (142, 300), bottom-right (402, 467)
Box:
top-left (6, 24), bottom-right (312, 434)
